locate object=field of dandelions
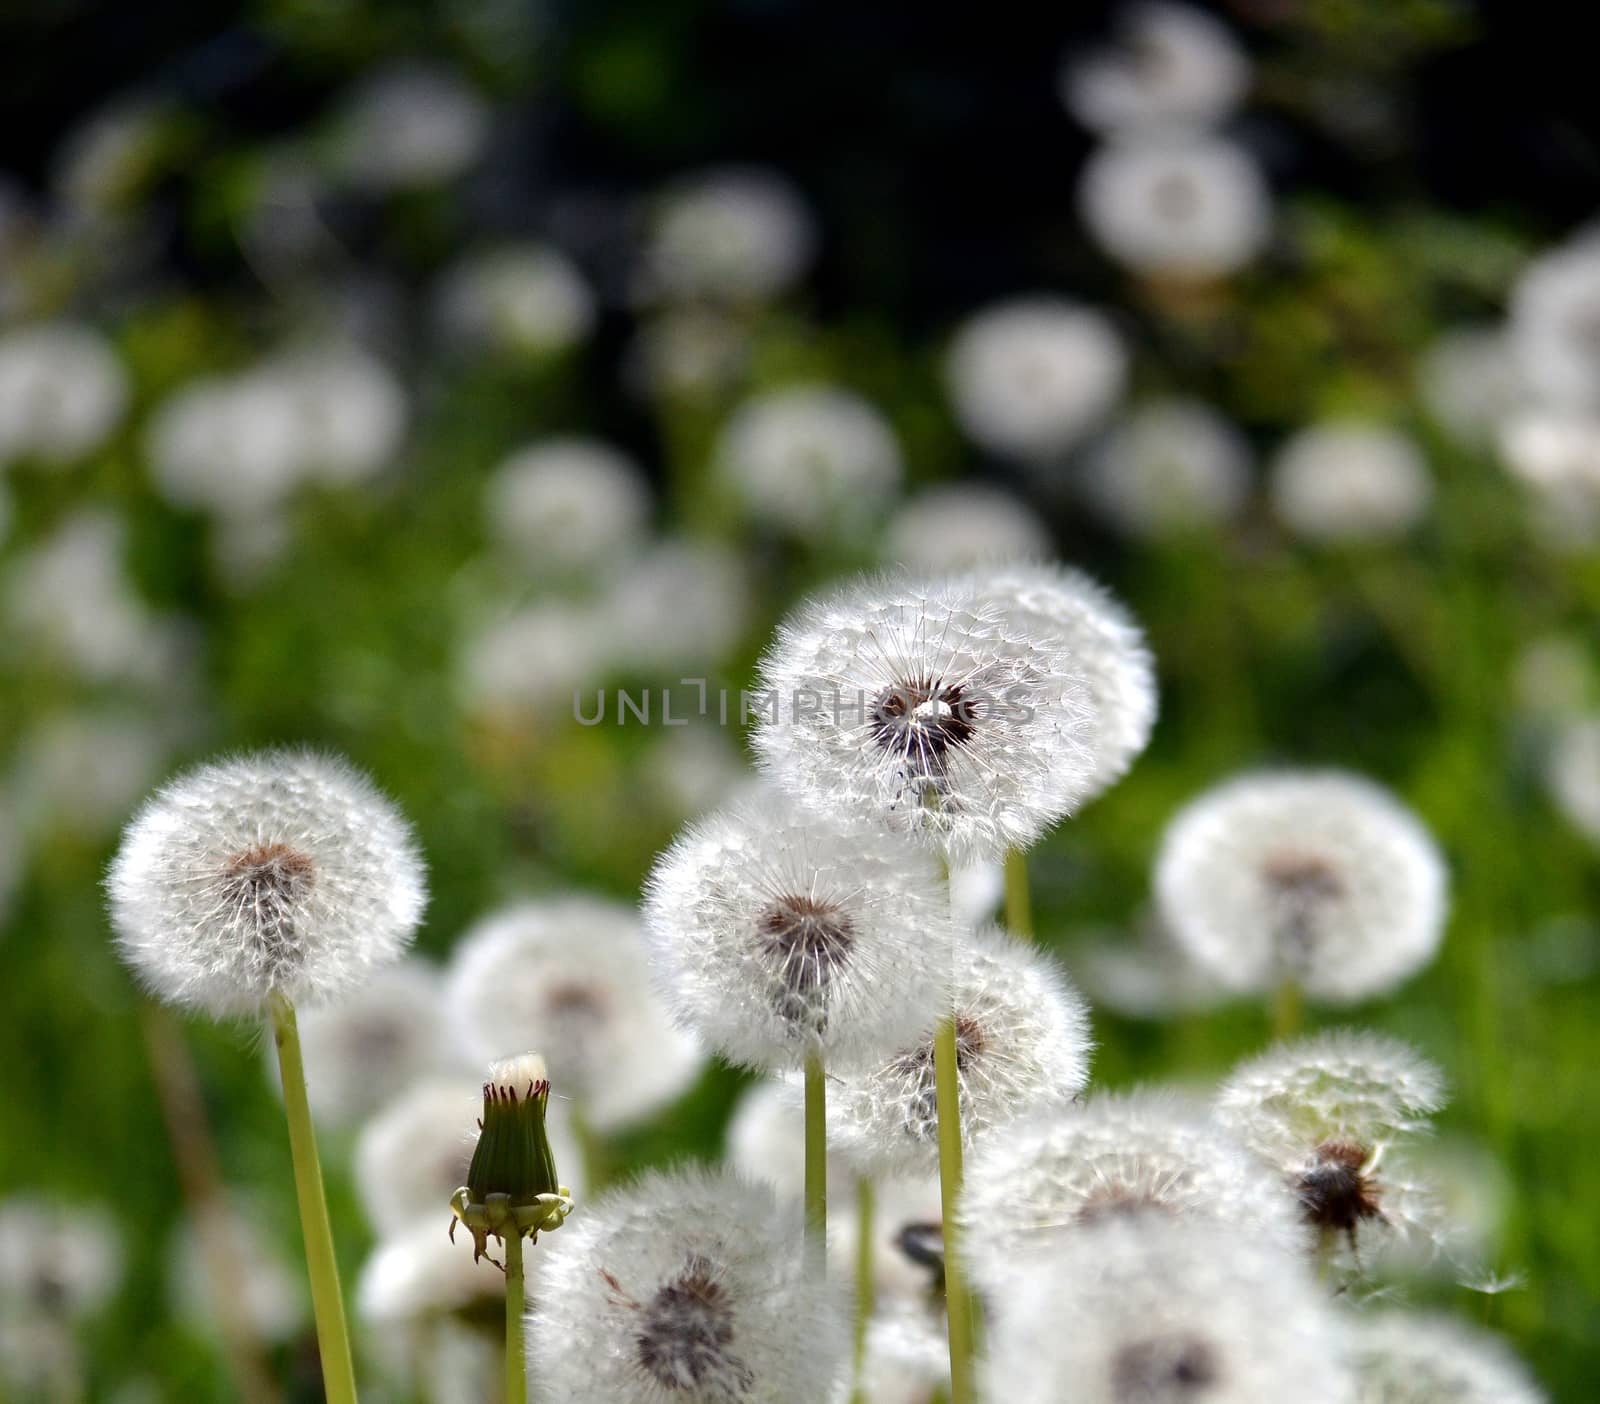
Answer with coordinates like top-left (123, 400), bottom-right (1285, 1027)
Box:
top-left (3, 2), bottom-right (1600, 1401)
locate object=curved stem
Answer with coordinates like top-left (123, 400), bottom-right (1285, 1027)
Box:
top-left (848, 1176), bottom-right (876, 1404)
top-left (504, 1231), bottom-right (527, 1404)
top-left (268, 991), bottom-right (359, 1404)
top-left (804, 1049), bottom-right (828, 1274)
top-left (933, 1015), bottom-right (976, 1404)
top-left (1003, 848), bottom-right (1033, 940)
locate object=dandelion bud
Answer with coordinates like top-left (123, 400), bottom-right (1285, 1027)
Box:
top-left (1351, 1311), bottom-right (1546, 1404)
top-left (449, 1053), bottom-right (572, 1264)
top-left (1154, 769), bottom-right (1448, 1003)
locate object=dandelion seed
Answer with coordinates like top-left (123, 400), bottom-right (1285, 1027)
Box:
top-left (962, 1090), bottom-right (1304, 1300)
top-left (528, 1167), bottom-right (849, 1404)
top-left (444, 897), bottom-right (705, 1131)
top-left (0, 322), bottom-right (128, 468)
top-left (1078, 135), bottom-right (1271, 280)
top-left (983, 1215), bottom-right (1350, 1404)
top-left (1351, 1311), bottom-right (1546, 1404)
top-left (945, 297), bottom-right (1128, 464)
top-left (714, 384), bottom-right (903, 539)
top-left (1154, 770), bottom-right (1448, 1002)
top-left (1269, 423), bottom-right (1434, 544)
top-left (106, 748), bottom-right (427, 1018)
top-left (752, 573), bottom-right (1098, 861)
top-left (644, 786), bottom-right (955, 1071)
top-left (882, 485), bottom-right (1054, 572)
top-left (435, 245), bottom-right (595, 358)
top-left (829, 926), bottom-right (1092, 1177)
top-left (484, 437), bottom-right (651, 575)
top-left (1214, 1030), bottom-right (1446, 1272)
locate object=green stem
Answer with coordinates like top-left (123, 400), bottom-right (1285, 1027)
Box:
top-left (268, 991), bottom-right (359, 1404)
top-left (1003, 848), bottom-right (1033, 940)
top-left (804, 1049), bottom-right (827, 1274)
top-left (933, 1015), bottom-right (976, 1404)
top-left (849, 1177), bottom-right (876, 1404)
top-left (1271, 979), bottom-right (1303, 1041)
top-left (504, 1231), bottom-right (527, 1404)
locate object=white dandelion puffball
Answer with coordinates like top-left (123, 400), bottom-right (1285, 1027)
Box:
top-left (435, 245), bottom-right (595, 357)
top-left (829, 925), bottom-right (1092, 1177)
top-left (948, 857), bottom-right (1004, 929)
top-left (601, 540), bottom-right (750, 672)
top-left (1499, 406), bottom-right (1600, 493)
top-left (355, 1076), bottom-right (583, 1236)
top-left (1509, 229), bottom-right (1600, 412)
top-left (1351, 1311), bottom-right (1546, 1404)
top-left (644, 786), bottom-right (957, 1071)
top-left (627, 309), bottom-right (751, 400)
top-left (1081, 397), bottom-right (1252, 537)
top-left (983, 1215), bottom-right (1352, 1404)
top-left (961, 1091), bottom-right (1304, 1300)
top-left (645, 724), bottom-right (751, 820)
top-left (107, 749), bottom-right (428, 1018)
top-left (0, 322), bottom-right (129, 467)
top-left (444, 896), bottom-right (705, 1131)
top-left (267, 345), bottom-right (408, 486)
top-left (945, 296), bottom-right (1128, 463)
top-left (882, 485), bottom-right (1054, 571)
top-left (829, 1175), bottom-right (947, 1305)
top-left (528, 1167), bottom-right (849, 1404)
top-left (1070, 911), bottom-right (1231, 1019)
top-left (1078, 135), bottom-right (1272, 280)
top-left (144, 374), bottom-right (306, 515)
top-left (1269, 423), bottom-right (1434, 544)
top-left (331, 64), bottom-right (488, 191)
top-left (714, 384), bottom-right (903, 538)
top-left (1154, 770), bottom-right (1449, 1002)
top-left (8, 709), bottom-right (174, 840)
top-left (856, 1302), bottom-right (950, 1404)
top-left (1513, 636), bottom-right (1593, 722)
top-left (752, 573), bottom-right (1099, 861)
top-left (1061, 2), bottom-right (1250, 136)
top-left (357, 1218), bottom-right (509, 1323)
top-left (459, 599), bottom-right (611, 714)
top-left (640, 165), bottom-right (817, 305)
top-left (0, 1197), bottom-right (125, 1319)
top-left (169, 1204), bottom-right (305, 1343)
top-left (961, 562), bottom-right (1156, 801)
top-left (1545, 715), bottom-right (1600, 845)
top-left (1419, 328), bottom-right (1527, 448)
top-left (484, 437), bottom-right (651, 573)
top-left (1215, 1031), bottom-right (1446, 1267)
top-left (283, 958), bottom-right (457, 1127)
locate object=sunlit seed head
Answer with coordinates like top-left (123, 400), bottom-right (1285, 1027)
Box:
top-left (330, 63), bottom-right (487, 191)
top-left (1509, 228), bottom-right (1600, 413)
top-left (107, 748), bottom-right (427, 1019)
top-left (1154, 770), bottom-right (1449, 1002)
top-left (168, 1201), bottom-right (305, 1344)
top-left (644, 785), bottom-right (955, 1070)
top-left (484, 436), bottom-right (651, 575)
top-left (528, 1167), bottom-right (849, 1404)
top-left (881, 484), bottom-right (1055, 573)
top-left (144, 373), bottom-right (307, 516)
top-left (434, 244), bottom-right (595, 358)
top-left (0, 321), bottom-right (129, 468)
top-left (0, 1196), bottom-right (125, 1320)
top-left (1419, 327), bottom-right (1526, 449)
top-left (1350, 1311), bottom-right (1546, 1404)
top-left (600, 539), bottom-right (750, 673)
top-left (458, 598), bottom-right (611, 715)
top-left (1269, 423), bottom-right (1434, 544)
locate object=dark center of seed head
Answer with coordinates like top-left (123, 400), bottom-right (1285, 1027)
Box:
top-left (894, 1012), bottom-right (987, 1140)
top-left (1297, 1139), bottom-right (1383, 1233)
top-left (758, 895), bottom-right (856, 995)
top-left (1112, 1335), bottom-right (1220, 1399)
top-left (1261, 850), bottom-right (1345, 906)
top-left (223, 842), bottom-right (316, 963)
top-left (870, 676), bottom-right (979, 775)
top-left (635, 1255), bottom-right (753, 1395)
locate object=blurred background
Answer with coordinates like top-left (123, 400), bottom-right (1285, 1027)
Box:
top-left (2, 0), bottom-right (1598, 1399)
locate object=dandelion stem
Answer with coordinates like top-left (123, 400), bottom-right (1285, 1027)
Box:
top-left (1271, 979), bottom-right (1303, 1040)
top-left (1003, 847), bottom-right (1034, 939)
top-left (849, 1176), bottom-right (876, 1404)
top-left (504, 1230), bottom-right (527, 1404)
top-left (268, 990), bottom-right (359, 1404)
top-left (933, 1014), bottom-right (977, 1404)
top-left (804, 1048), bottom-right (828, 1273)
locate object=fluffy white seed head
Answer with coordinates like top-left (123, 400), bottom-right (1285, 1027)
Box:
top-left (330, 64), bottom-right (488, 191)
top-left (267, 345), bottom-right (408, 486)
top-left (1069, 909), bottom-right (1231, 1019)
top-left (168, 1203), bottom-right (305, 1343)
top-left (434, 245), bottom-right (595, 357)
top-left (484, 437), bottom-right (651, 574)
top-left (983, 1215), bottom-right (1351, 1404)
top-left (644, 786), bottom-right (957, 1071)
top-left (0, 322), bottom-right (129, 467)
top-left (627, 308), bottom-right (751, 400)
top-left (1081, 398), bottom-right (1252, 538)
top-left (945, 297), bottom-right (1128, 463)
top-left (960, 563), bottom-right (1156, 801)
top-left (444, 896), bottom-right (705, 1131)
top-left (600, 540), bottom-right (750, 673)
top-left (1269, 423), bottom-right (1434, 544)
top-left (714, 384), bottom-right (903, 538)
top-left (751, 573), bottom-right (1100, 862)
top-left (830, 1175), bottom-right (946, 1308)
top-left (107, 749), bottom-right (428, 1018)
top-left (1544, 715), bottom-right (1600, 846)
top-left (458, 599), bottom-right (611, 714)
top-left (853, 1301), bottom-right (950, 1404)
top-left (1419, 328), bottom-right (1526, 448)
top-left (1350, 1311), bottom-right (1546, 1404)
top-left (829, 925), bottom-right (1093, 1177)
top-left (1509, 229), bottom-right (1600, 412)
top-left (1061, 2), bottom-right (1250, 135)
top-left (144, 373), bottom-right (306, 515)
top-left (1078, 135), bottom-right (1272, 280)
top-left (0, 1196), bottom-right (125, 1319)
top-left (357, 1218), bottom-right (509, 1322)
top-left (282, 959), bottom-right (457, 1126)
top-left (962, 1090), bottom-right (1305, 1300)
top-left (8, 709), bottom-right (175, 840)
top-left (639, 166), bottom-right (817, 305)
top-left (1154, 770), bottom-right (1448, 1002)
top-left (529, 1167), bottom-right (849, 1404)
top-left (882, 485), bottom-right (1054, 572)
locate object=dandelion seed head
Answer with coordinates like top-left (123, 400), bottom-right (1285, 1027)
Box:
top-left (829, 1175), bottom-right (946, 1305)
top-left (645, 786), bottom-right (956, 1071)
top-left (356, 1218), bottom-right (509, 1322)
top-left (1269, 424), bottom-right (1434, 544)
top-left (1544, 715), bottom-right (1600, 846)
top-left (1154, 770), bottom-right (1449, 1002)
top-left (1419, 328), bottom-right (1526, 448)
top-left (945, 297), bottom-right (1128, 463)
top-left (0, 1196), bottom-right (125, 1319)
top-left (106, 748), bottom-right (427, 1019)
top-left (331, 64), bottom-right (488, 192)
top-left (168, 1203), bottom-right (305, 1343)
top-left (529, 1167), bottom-right (849, 1404)
top-left (484, 437), bottom-right (651, 574)
top-left (882, 485), bottom-right (1054, 572)
top-left (602, 540), bottom-right (750, 673)
top-left (435, 245), bottom-right (595, 357)
top-left (0, 322), bottom-right (129, 468)
top-left (459, 599), bottom-right (611, 714)
top-left (752, 573), bottom-right (1099, 861)
top-left (1351, 1311), bottom-right (1545, 1404)
top-left (444, 896), bottom-right (705, 1131)
top-left (144, 374), bottom-right (307, 515)
top-left (830, 926), bottom-right (1092, 1177)
top-left (1510, 229), bottom-right (1600, 412)
top-left (714, 384), bottom-right (903, 538)
top-left (1078, 136), bottom-right (1271, 279)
